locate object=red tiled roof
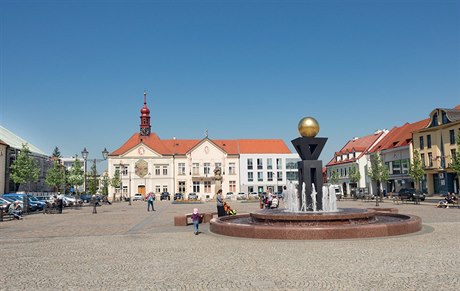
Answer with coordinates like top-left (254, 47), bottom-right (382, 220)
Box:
top-left (370, 118), bottom-right (429, 153)
top-left (326, 131), bottom-right (386, 167)
top-left (109, 133), bottom-right (292, 156)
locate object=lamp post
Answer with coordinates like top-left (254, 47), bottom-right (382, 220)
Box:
top-left (81, 147), bottom-right (109, 194)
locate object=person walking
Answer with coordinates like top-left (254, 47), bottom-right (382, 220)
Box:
top-left (216, 189), bottom-right (225, 217)
top-left (58, 196), bottom-right (63, 214)
top-left (191, 208), bottom-right (202, 235)
top-left (147, 192), bottom-right (155, 211)
top-left (91, 194), bottom-right (97, 214)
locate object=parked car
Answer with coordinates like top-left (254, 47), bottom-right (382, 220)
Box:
top-left (249, 192), bottom-right (259, 199)
top-left (188, 193), bottom-right (198, 200)
top-left (226, 192), bottom-right (234, 200)
top-left (132, 194), bottom-right (144, 201)
top-left (0, 198), bottom-right (11, 211)
top-left (330, 185), bottom-right (343, 200)
top-left (397, 188), bottom-right (426, 201)
top-left (80, 194), bottom-right (93, 203)
top-left (160, 192), bottom-right (170, 200)
top-left (2, 194), bottom-right (39, 211)
top-left (236, 192), bottom-right (246, 200)
top-left (174, 193), bottom-right (183, 200)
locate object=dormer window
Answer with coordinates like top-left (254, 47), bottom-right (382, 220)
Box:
top-left (442, 111), bottom-right (449, 124)
top-left (430, 112), bottom-right (438, 127)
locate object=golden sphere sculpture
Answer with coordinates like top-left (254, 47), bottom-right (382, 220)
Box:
top-left (298, 117), bottom-right (320, 137)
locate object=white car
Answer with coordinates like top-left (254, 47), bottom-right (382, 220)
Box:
top-left (132, 194), bottom-right (144, 201)
top-left (249, 192), bottom-right (259, 199)
top-left (236, 192), bottom-right (246, 200)
top-left (226, 192), bottom-right (234, 200)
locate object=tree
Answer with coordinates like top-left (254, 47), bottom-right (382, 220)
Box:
top-left (10, 144), bottom-right (40, 193)
top-left (409, 150), bottom-right (425, 193)
top-left (451, 135), bottom-right (460, 187)
top-left (67, 156), bottom-right (84, 198)
top-left (368, 152), bottom-right (389, 201)
top-left (101, 173), bottom-right (109, 196)
top-left (88, 160), bottom-right (98, 194)
top-left (349, 164), bottom-right (361, 187)
top-left (329, 170), bottom-right (339, 185)
top-left (45, 160), bottom-right (65, 192)
top-left (110, 169), bottom-right (121, 202)
top-left (52, 146), bottom-right (62, 159)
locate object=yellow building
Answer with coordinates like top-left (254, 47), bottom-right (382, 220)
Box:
top-left (412, 105), bottom-right (460, 195)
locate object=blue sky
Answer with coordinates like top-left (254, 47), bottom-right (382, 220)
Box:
top-left (1, 0), bottom-right (459, 165)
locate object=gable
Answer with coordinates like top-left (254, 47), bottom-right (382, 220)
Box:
top-left (123, 143), bottom-right (162, 158)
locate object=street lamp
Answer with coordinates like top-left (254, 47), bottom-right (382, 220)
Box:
top-left (81, 147), bottom-right (109, 194)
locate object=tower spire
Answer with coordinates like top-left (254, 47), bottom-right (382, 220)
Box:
top-left (140, 91), bottom-right (151, 136)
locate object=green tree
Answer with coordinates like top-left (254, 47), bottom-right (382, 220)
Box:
top-left (67, 156), bottom-right (84, 198)
top-left (51, 146), bottom-right (62, 159)
top-left (368, 152), bottom-right (389, 199)
top-left (329, 170), bottom-right (339, 185)
top-left (45, 160), bottom-right (65, 192)
top-left (409, 150), bottom-right (425, 193)
top-left (451, 135), bottom-right (460, 187)
top-left (88, 160), bottom-right (98, 194)
top-left (10, 144), bottom-right (40, 193)
top-left (349, 164), bottom-right (361, 187)
top-left (101, 173), bottom-right (109, 196)
top-left (110, 169), bottom-right (121, 202)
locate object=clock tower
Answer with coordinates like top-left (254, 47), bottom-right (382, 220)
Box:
top-left (140, 91), bottom-right (151, 136)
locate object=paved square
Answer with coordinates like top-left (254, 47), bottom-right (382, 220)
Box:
top-left (1, 199), bottom-right (459, 290)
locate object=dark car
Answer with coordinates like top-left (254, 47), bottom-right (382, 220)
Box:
top-left (174, 193), bottom-right (183, 200)
top-left (160, 192), bottom-right (171, 200)
top-left (397, 188), bottom-right (426, 201)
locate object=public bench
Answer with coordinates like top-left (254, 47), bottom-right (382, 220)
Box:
top-left (0, 208), bottom-right (15, 221)
top-left (174, 212), bottom-right (217, 226)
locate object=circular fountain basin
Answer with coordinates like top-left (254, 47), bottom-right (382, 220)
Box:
top-left (210, 208), bottom-right (422, 240)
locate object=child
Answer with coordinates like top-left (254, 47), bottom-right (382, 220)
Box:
top-left (224, 202), bottom-right (237, 215)
top-left (191, 208), bottom-right (202, 235)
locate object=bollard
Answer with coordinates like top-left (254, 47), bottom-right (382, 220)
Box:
top-left (0, 207), bottom-right (3, 221)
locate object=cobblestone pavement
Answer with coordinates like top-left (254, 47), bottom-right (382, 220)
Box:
top-left (1, 198), bottom-right (459, 290)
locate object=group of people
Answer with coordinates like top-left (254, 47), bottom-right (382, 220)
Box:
top-left (436, 192), bottom-right (458, 208)
top-left (261, 189), bottom-right (280, 209)
top-left (44, 195), bottom-right (64, 214)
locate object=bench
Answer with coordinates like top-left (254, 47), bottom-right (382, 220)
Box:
top-left (174, 212), bottom-right (217, 226)
top-left (0, 208), bottom-right (20, 221)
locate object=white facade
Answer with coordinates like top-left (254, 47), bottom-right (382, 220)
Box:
top-left (239, 153), bottom-right (300, 194)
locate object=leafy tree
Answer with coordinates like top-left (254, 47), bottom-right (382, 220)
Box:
top-left (329, 170), bottom-right (339, 185)
top-left (52, 146), bottom-right (62, 158)
top-left (45, 160), bottom-right (65, 192)
top-left (409, 150), bottom-right (425, 193)
top-left (110, 169), bottom-right (121, 202)
top-left (451, 135), bottom-right (460, 186)
top-left (10, 144), bottom-right (40, 193)
top-left (67, 155), bottom-right (84, 198)
top-left (349, 164), bottom-right (361, 186)
top-left (368, 152), bottom-right (389, 198)
top-left (101, 173), bottom-right (109, 196)
top-left (88, 160), bottom-right (98, 194)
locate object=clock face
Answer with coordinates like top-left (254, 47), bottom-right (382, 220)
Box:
top-left (135, 159), bottom-right (148, 177)
top-left (140, 127), bottom-right (150, 136)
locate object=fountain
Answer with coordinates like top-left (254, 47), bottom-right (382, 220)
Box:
top-left (210, 117), bottom-right (422, 239)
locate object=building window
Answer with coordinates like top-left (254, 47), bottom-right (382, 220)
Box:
top-left (450, 130), bottom-right (455, 145)
top-left (402, 159), bottom-right (409, 174)
top-left (162, 166), bottom-right (168, 176)
top-left (155, 166), bottom-right (160, 176)
top-left (451, 149), bottom-right (457, 166)
top-left (276, 158), bottom-right (282, 170)
top-left (248, 172), bottom-right (253, 182)
top-left (204, 163), bottom-right (211, 175)
top-left (431, 112), bottom-right (438, 127)
top-left (427, 135), bottom-right (431, 149)
top-left (442, 111), bottom-right (448, 124)
top-left (192, 163), bottom-right (199, 175)
top-left (268, 172), bottom-right (274, 181)
top-left (286, 171), bottom-right (298, 181)
top-left (204, 181), bottom-right (211, 193)
top-left (267, 158), bottom-right (273, 170)
top-left (286, 159), bottom-right (298, 169)
top-left (420, 153), bottom-right (425, 167)
top-left (248, 186), bottom-right (254, 193)
top-left (257, 172), bottom-right (263, 182)
top-left (277, 171), bottom-right (282, 181)
top-left (178, 163), bottom-right (185, 175)
top-left (393, 160), bottom-right (401, 175)
top-left (247, 159), bottom-right (253, 170)
top-left (340, 168), bottom-right (343, 177)
top-left (193, 181), bottom-right (200, 193)
top-left (419, 136), bottom-right (424, 150)
top-left (257, 159), bottom-right (263, 170)
top-left (215, 163), bottom-right (221, 171)
top-left (178, 181), bottom-right (186, 193)
top-left (428, 153), bottom-right (433, 167)
top-left (155, 185), bottom-right (161, 193)
top-left (229, 181), bottom-right (236, 192)
top-left (229, 162), bottom-right (236, 175)
top-left (162, 186), bottom-right (168, 193)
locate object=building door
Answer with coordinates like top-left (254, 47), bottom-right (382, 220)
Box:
top-left (138, 185), bottom-right (145, 196)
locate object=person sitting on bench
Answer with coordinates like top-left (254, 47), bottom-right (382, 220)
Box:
top-left (8, 201), bottom-right (23, 219)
